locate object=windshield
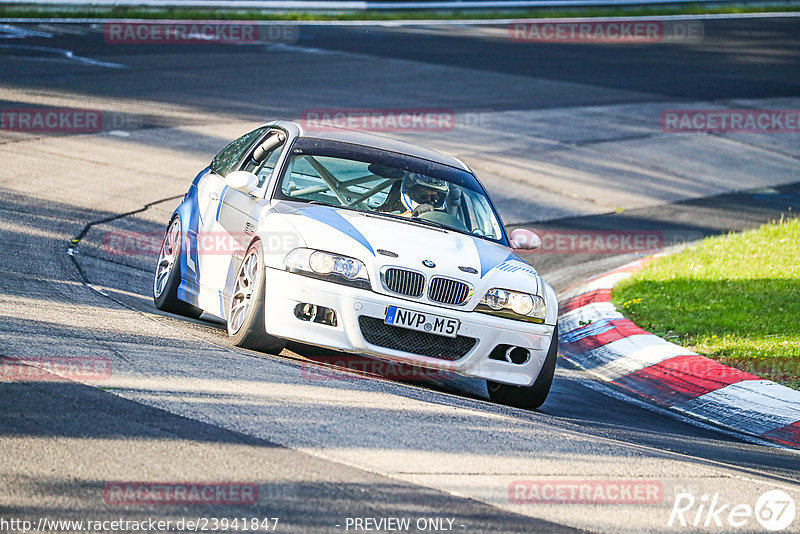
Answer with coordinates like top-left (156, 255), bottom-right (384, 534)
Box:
top-left (273, 138), bottom-right (507, 244)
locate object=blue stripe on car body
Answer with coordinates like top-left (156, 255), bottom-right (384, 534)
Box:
top-left (562, 319), bottom-right (614, 343)
top-left (473, 238), bottom-right (518, 278)
top-left (215, 185), bottom-right (229, 222)
top-left (294, 205), bottom-right (376, 256)
top-left (173, 167), bottom-right (210, 306)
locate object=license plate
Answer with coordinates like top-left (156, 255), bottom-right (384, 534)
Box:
top-left (384, 306), bottom-right (460, 338)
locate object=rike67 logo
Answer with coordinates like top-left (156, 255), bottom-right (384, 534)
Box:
top-left (669, 490), bottom-right (796, 531)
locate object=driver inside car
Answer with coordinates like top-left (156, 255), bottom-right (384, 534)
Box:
top-left (378, 173), bottom-right (449, 217)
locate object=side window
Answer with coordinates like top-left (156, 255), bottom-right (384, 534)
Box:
top-left (210, 126), bottom-right (269, 177)
top-left (254, 148), bottom-right (282, 186)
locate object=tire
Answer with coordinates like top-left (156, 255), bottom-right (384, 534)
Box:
top-left (153, 217), bottom-right (204, 319)
top-left (227, 239), bottom-right (286, 354)
top-left (487, 324), bottom-right (559, 410)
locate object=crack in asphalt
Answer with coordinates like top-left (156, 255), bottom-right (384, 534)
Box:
top-left (66, 194), bottom-right (182, 285)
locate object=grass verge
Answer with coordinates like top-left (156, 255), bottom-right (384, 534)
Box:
top-left (612, 217), bottom-right (800, 390)
top-left (0, 3), bottom-right (799, 21)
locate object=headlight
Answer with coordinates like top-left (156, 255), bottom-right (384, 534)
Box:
top-left (284, 248), bottom-right (370, 288)
top-left (477, 288), bottom-right (546, 323)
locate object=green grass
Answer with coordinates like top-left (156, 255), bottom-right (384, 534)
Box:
top-left (1, 3), bottom-right (799, 21)
top-left (612, 217), bottom-right (800, 389)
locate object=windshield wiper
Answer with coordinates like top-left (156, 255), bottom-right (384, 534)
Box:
top-left (405, 216), bottom-right (452, 232)
top-left (365, 211), bottom-right (451, 233)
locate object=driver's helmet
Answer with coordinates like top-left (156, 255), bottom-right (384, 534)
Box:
top-left (400, 173), bottom-right (449, 212)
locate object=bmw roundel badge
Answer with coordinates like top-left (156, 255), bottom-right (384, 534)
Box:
top-left (422, 260), bottom-right (436, 268)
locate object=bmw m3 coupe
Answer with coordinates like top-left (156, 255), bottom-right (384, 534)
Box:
top-left (154, 120), bottom-right (559, 408)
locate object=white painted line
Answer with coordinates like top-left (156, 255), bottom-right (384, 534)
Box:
top-left (562, 333), bottom-right (668, 372)
top-left (676, 380), bottom-right (800, 436)
top-left (0, 43), bottom-right (124, 67)
top-left (85, 283), bottom-right (109, 296)
top-left (0, 23), bottom-right (53, 38)
top-left (264, 42), bottom-right (339, 54)
top-left (591, 337), bottom-right (693, 381)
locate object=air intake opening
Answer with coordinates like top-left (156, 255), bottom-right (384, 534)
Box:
top-left (489, 344), bottom-right (512, 361)
top-left (294, 303), bottom-right (338, 327)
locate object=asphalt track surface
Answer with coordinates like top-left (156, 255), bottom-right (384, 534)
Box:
top-left (1, 17), bottom-right (800, 533)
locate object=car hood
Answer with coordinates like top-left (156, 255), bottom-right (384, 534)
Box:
top-left (271, 201), bottom-right (540, 300)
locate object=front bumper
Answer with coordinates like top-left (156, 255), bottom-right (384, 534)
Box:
top-left (263, 268), bottom-right (556, 387)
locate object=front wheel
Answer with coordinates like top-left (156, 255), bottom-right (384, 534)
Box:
top-left (487, 324), bottom-right (559, 410)
top-left (153, 217), bottom-right (203, 319)
top-left (227, 240), bottom-right (286, 354)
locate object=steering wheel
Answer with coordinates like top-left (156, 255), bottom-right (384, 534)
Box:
top-left (417, 209), bottom-right (468, 232)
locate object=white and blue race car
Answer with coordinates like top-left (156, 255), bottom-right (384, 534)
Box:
top-left (153, 120), bottom-right (559, 408)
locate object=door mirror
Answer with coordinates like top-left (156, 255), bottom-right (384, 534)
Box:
top-left (510, 228), bottom-right (542, 250)
top-left (225, 171), bottom-right (259, 192)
